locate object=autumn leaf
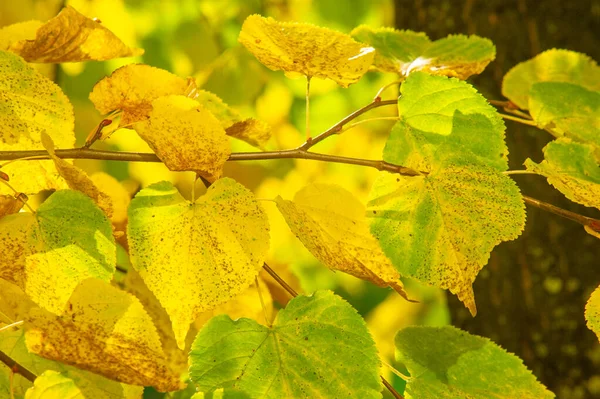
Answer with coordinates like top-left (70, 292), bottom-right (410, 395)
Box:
top-left (238, 15), bottom-right (374, 87)
top-left (0, 190), bottom-right (115, 314)
top-left (586, 286), bottom-right (600, 341)
top-left (90, 172), bottom-right (131, 228)
top-left (351, 26), bottom-right (495, 79)
top-left (0, 50), bottom-right (73, 195)
top-left (25, 371), bottom-right (87, 399)
top-left (127, 178), bottom-right (269, 349)
top-left (502, 49), bottom-right (600, 109)
top-left (132, 95), bottom-right (230, 180)
top-left (395, 326), bottom-right (555, 398)
top-left (0, 194), bottom-right (25, 217)
top-left (275, 183), bottom-right (410, 299)
top-left (25, 278), bottom-right (181, 392)
top-left (89, 64), bottom-right (190, 126)
top-left (189, 291), bottom-right (381, 398)
top-left (41, 132), bottom-right (113, 217)
top-left (525, 138), bottom-right (600, 210)
top-left (0, 6), bottom-right (142, 63)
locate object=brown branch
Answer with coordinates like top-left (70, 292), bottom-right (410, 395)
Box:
top-left (262, 263), bottom-right (298, 298)
top-left (381, 376), bottom-right (404, 399)
top-left (0, 350), bottom-right (37, 383)
top-left (523, 195), bottom-right (600, 232)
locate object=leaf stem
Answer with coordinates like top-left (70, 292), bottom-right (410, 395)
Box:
top-left (499, 113), bottom-right (538, 127)
top-left (0, 321), bottom-right (23, 333)
top-left (262, 263), bottom-right (298, 298)
top-left (255, 276), bottom-right (272, 327)
top-left (374, 79), bottom-right (403, 101)
top-left (503, 170), bottom-right (539, 176)
top-left (305, 76), bottom-right (311, 142)
top-left (0, 350), bottom-right (37, 383)
top-left (381, 376), bottom-right (404, 399)
top-left (522, 195), bottom-right (600, 232)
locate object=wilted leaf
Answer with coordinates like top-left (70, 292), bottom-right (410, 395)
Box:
top-left (127, 178), bottom-right (269, 349)
top-left (275, 183), bottom-right (409, 299)
top-left (194, 90), bottom-right (271, 149)
top-left (0, 190), bottom-right (115, 313)
top-left (89, 64), bottom-right (190, 126)
top-left (0, 50), bottom-right (73, 195)
top-left (395, 326), bottom-right (555, 398)
top-left (0, 194), bottom-right (24, 217)
top-left (351, 26), bottom-right (495, 79)
top-left (189, 291), bottom-right (381, 398)
top-left (41, 132), bottom-right (113, 217)
top-left (238, 15), bottom-right (374, 87)
top-left (2, 6), bottom-right (142, 63)
top-left (133, 95), bottom-right (230, 180)
top-left (26, 278), bottom-right (181, 392)
top-left (368, 72), bottom-right (524, 315)
top-left (528, 82), bottom-right (600, 151)
top-left (502, 49), bottom-right (600, 109)
top-left (525, 138), bottom-right (600, 209)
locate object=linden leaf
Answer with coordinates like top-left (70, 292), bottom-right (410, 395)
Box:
top-left (0, 50), bottom-right (74, 195)
top-left (132, 95), bottom-right (230, 180)
top-left (2, 6), bottom-right (143, 63)
top-left (525, 139), bottom-right (600, 209)
top-left (351, 26), bottom-right (495, 79)
top-left (194, 90), bottom-right (271, 149)
top-left (189, 291), bottom-right (382, 399)
top-left (0, 190), bottom-right (115, 314)
top-left (528, 82), bottom-right (600, 151)
top-left (89, 64), bottom-right (190, 126)
top-left (127, 178), bottom-right (269, 349)
top-left (275, 183), bottom-right (409, 299)
top-left (0, 194), bottom-right (24, 217)
top-left (395, 326), bottom-right (555, 398)
top-left (0, 20), bottom-right (42, 51)
top-left (25, 278), bottom-right (181, 392)
top-left (1, 326), bottom-right (143, 399)
top-left (502, 49), bottom-right (600, 109)
top-left (368, 73), bottom-right (524, 315)
top-left (25, 371), bottom-right (86, 399)
top-left (238, 15), bottom-right (374, 87)
top-left (41, 132), bottom-right (113, 217)
top-left (90, 172), bottom-right (131, 228)
top-left (586, 286), bottom-right (600, 341)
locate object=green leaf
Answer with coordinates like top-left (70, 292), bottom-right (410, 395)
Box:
top-left (502, 49), bottom-right (600, 109)
top-left (0, 50), bottom-right (74, 195)
top-left (189, 290), bottom-right (381, 399)
top-left (128, 178), bottom-right (269, 349)
top-left (525, 138), bottom-right (600, 209)
top-left (351, 26), bottom-right (495, 79)
top-left (395, 326), bottom-right (555, 398)
top-left (529, 82), bottom-right (600, 151)
top-left (586, 286), bottom-right (600, 341)
top-left (24, 371), bottom-right (83, 399)
top-left (368, 72), bottom-right (524, 315)
top-left (0, 190), bottom-right (116, 314)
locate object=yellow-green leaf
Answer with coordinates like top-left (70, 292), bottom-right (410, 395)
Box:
top-left (0, 190), bottom-right (115, 314)
top-left (26, 278), bottom-right (181, 392)
top-left (89, 64), bottom-right (191, 126)
top-left (238, 15), bottom-right (374, 87)
top-left (2, 6), bottom-right (142, 63)
top-left (0, 50), bottom-right (73, 195)
top-left (587, 285), bottom-right (600, 342)
top-left (525, 138), bottom-right (600, 210)
top-left (351, 26), bottom-right (495, 79)
top-left (127, 178), bottom-right (269, 349)
top-left (275, 183), bottom-right (409, 299)
top-left (502, 49), bottom-right (600, 109)
top-left (24, 371), bottom-right (86, 399)
top-left (132, 95), bottom-right (230, 180)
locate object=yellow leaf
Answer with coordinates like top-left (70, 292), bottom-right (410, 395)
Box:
top-left (275, 183), bottom-right (409, 299)
top-left (0, 279), bottom-right (36, 322)
top-left (0, 194), bottom-right (24, 218)
top-left (41, 132), bottom-right (113, 218)
top-left (2, 6), bottom-right (143, 63)
top-left (194, 277), bottom-right (273, 329)
top-left (89, 64), bottom-right (190, 127)
top-left (127, 178), bottom-right (270, 349)
top-left (90, 172), bottom-right (131, 228)
top-left (238, 15), bottom-right (374, 87)
top-left (0, 50), bottom-right (73, 195)
top-left (0, 20), bottom-right (42, 51)
top-left (133, 95), bottom-right (230, 181)
top-left (26, 278), bottom-right (181, 392)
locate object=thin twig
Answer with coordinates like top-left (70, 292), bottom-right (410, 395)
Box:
top-left (0, 321), bottom-right (23, 333)
top-left (381, 376), bottom-right (404, 399)
top-left (374, 80), bottom-right (403, 101)
top-left (262, 263), bottom-right (298, 298)
top-left (499, 113), bottom-right (538, 127)
top-left (503, 170), bottom-right (539, 176)
top-left (0, 350), bottom-right (37, 383)
top-left (523, 195), bottom-right (600, 232)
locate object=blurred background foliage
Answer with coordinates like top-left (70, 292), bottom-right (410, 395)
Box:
top-left (2, 0), bottom-right (599, 398)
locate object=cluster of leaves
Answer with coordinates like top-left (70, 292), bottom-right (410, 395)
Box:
top-left (0, 6), bottom-right (599, 399)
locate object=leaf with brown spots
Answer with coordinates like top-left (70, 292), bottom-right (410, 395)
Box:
top-left (1, 6), bottom-right (142, 63)
top-left (132, 95), bottom-right (230, 181)
top-left (127, 178), bottom-right (269, 349)
top-left (275, 183), bottom-right (410, 300)
top-left (238, 15), bottom-right (374, 87)
top-left (25, 278), bottom-right (181, 392)
top-left (89, 64), bottom-right (190, 127)
top-left (0, 194), bottom-right (24, 218)
top-left (0, 50), bottom-right (73, 195)
top-left (0, 190), bottom-right (115, 314)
